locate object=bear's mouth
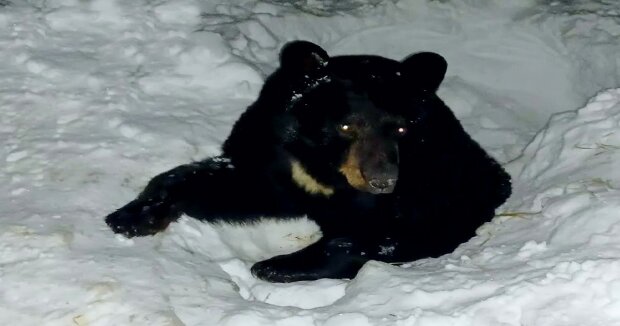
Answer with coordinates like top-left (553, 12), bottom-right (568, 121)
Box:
top-left (339, 165), bottom-right (397, 194)
top-left (366, 176), bottom-right (397, 194)
top-left (338, 148), bottom-right (398, 194)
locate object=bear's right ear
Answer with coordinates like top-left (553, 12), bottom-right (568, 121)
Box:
top-left (279, 41), bottom-right (329, 75)
top-left (401, 52), bottom-right (447, 93)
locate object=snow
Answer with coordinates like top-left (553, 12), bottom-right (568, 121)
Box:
top-left (1, 0), bottom-right (620, 325)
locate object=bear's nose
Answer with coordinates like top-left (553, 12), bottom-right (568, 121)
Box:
top-left (368, 177), bottom-right (397, 194)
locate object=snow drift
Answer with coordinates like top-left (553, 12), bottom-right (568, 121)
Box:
top-left (1, 0), bottom-right (620, 325)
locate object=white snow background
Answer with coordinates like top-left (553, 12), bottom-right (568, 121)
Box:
top-left (2, 0), bottom-right (620, 325)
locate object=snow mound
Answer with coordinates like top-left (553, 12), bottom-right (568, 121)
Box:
top-left (505, 87), bottom-right (620, 254)
top-left (2, 0), bottom-right (620, 325)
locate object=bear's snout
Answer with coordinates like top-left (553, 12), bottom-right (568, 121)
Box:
top-left (362, 160), bottom-right (398, 194)
top-left (358, 137), bottom-right (399, 194)
top-left (367, 175), bottom-right (397, 194)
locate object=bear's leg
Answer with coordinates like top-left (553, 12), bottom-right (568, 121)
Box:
top-left (105, 197), bottom-right (182, 237)
top-left (105, 158), bottom-right (240, 237)
top-left (250, 226), bottom-right (483, 282)
top-left (251, 237), bottom-right (369, 282)
top-left (105, 162), bottom-right (204, 237)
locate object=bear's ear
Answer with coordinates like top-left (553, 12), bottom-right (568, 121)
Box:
top-left (401, 52), bottom-right (447, 93)
top-left (279, 40), bottom-right (329, 74)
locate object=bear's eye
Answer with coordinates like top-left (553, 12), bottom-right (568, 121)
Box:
top-left (394, 126), bottom-right (407, 137)
top-left (338, 124), bottom-right (357, 138)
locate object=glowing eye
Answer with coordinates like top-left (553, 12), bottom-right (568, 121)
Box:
top-left (340, 124), bottom-right (350, 131)
top-left (397, 127), bottom-right (407, 134)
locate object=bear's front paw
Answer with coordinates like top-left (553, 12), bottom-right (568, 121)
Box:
top-left (105, 199), bottom-right (177, 237)
top-left (250, 241), bottom-right (362, 282)
top-left (251, 255), bottom-right (316, 283)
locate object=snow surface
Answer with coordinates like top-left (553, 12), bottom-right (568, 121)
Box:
top-left (2, 0), bottom-right (620, 325)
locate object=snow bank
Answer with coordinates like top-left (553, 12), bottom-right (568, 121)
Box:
top-left (1, 0), bottom-right (620, 325)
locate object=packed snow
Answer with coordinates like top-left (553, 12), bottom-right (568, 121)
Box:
top-left (1, 0), bottom-right (620, 325)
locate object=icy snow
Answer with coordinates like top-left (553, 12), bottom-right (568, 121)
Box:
top-left (1, 0), bottom-right (620, 325)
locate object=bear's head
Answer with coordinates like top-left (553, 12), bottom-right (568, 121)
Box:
top-left (269, 41), bottom-right (448, 196)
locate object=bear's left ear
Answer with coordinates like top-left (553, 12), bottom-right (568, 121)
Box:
top-left (279, 40), bottom-right (329, 75)
top-left (401, 52), bottom-right (447, 93)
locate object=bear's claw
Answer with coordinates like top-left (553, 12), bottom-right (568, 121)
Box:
top-left (105, 199), bottom-right (178, 237)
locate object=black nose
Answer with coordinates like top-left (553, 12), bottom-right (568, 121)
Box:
top-left (368, 178), bottom-right (397, 194)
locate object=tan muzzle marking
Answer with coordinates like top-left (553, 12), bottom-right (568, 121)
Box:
top-left (338, 145), bottom-right (368, 191)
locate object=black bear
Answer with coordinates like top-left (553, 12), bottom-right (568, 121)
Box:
top-left (105, 41), bottom-right (511, 283)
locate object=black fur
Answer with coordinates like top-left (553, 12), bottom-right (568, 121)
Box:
top-left (106, 41), bottom-right (511, 282)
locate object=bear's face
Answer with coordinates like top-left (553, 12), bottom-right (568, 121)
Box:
top-left (276, 42), bottom-right (447, 196)
top-left (284, 63), bottom-right (408, 194)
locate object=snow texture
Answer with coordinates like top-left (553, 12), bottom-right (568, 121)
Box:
top-left (1, 0), bottom-right (620, 325)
